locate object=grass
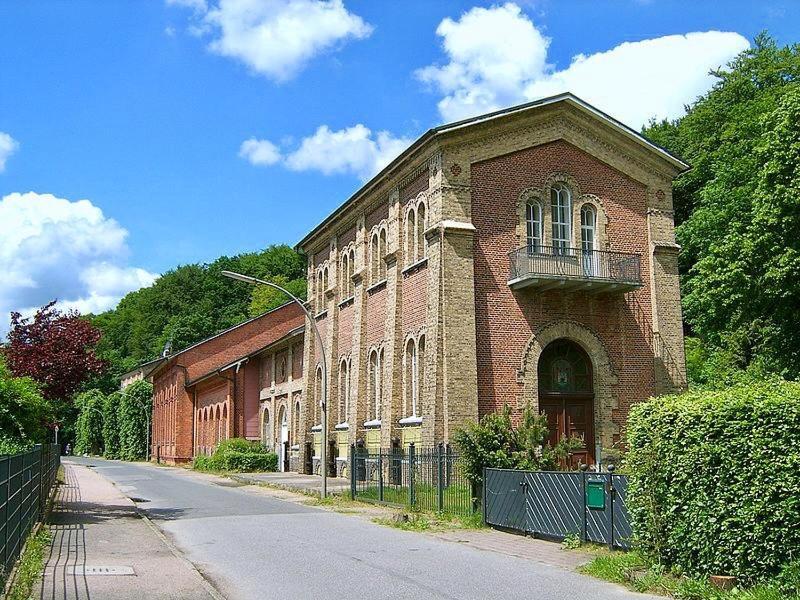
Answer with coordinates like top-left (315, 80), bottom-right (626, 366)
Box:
top-left (5, 527), bottom-right (51, 600)
top-left (579, 550), bottom-right (797, 600)
top-left (355, 482), bottom-right (474, 515)
top-left (373, 509), bottom-right (486, 533)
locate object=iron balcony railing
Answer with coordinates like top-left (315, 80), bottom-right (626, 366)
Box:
top-left (508, 245), bottom-right (642, 288)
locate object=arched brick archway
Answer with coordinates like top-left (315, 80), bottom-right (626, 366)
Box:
top-left (518, 320), bottom-right (618, 450)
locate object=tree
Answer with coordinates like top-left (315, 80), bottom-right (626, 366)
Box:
top-left (643, 35), bottom-right (800, 379)
top-left (248, 275), bottom-right (307, 317)
top-left (5, 301), bottom-right (105, 402)
top-left (90, 244), bottom-right (307, 392)
top-left (102, 391), bottom-right (122, 459)
top-left (0, 359), bottom-right (54, 453)
top-left (118, 380), bottom-right (152, 461)
top-left (74, 389), bottom-right (105, 456)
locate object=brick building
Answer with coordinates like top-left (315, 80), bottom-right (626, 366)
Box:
top-left (145, 92), bottom-right (687, 469)
top-left (294, 93), bottom-right (687, 470)
top-left (149, 303), bottom-right (304, 464)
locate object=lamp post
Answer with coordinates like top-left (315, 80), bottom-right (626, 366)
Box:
top-left (221, 270), bottom-right (328, 498)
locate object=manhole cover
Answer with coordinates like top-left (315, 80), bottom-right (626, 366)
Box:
top-left (68, 566), bottom-right (136, 576)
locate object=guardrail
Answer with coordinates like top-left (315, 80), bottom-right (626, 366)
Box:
top-left (509, 245), bottom-right (642, 287)
top-left (0, 444), bottom-right (60, 584)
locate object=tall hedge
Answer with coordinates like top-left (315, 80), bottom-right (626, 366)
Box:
top-left (118, 380), bottom-right (152, 461)
top-left (74, 389), bottom-right (105, 455)
top-left (102, 391), bottom-right (122, 459)
top-left (626, 381), bottom-right (800, 582)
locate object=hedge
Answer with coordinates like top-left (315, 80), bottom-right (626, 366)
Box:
top-left (118, 380), bottom-right (152, 461)
top-left (74, 389), bottom-right (105, 455)
top-left (102, 391), bottom-right (122, 459)
top-left (193, 438), bottom-right (278, 473)
top-left (626, 381), bottom-right (800, 582)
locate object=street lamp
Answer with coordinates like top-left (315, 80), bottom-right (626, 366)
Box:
top-left (221, 270), bottom-right (329, 498)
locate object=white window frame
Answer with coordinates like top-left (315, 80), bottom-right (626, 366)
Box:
top-left (551, 184), bottom-right (572, 252)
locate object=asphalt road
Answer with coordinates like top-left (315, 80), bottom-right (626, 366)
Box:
top-left (71, 457), bottom-right (653, 600)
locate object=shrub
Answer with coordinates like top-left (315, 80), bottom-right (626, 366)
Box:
top-left (626, 381), bottom-right (800, 582)
top-left (74, 389), bottom-right (105, 455)
top-left (0, 359), bottom-right (53, 452)
top-left (193, 438), bottom-right (278, 473)
top-left (454, 405), bottom-right (582, 484)
top-left (118, 380), bottom-right (152, 461)
top-left (102, 391), bottom-right (122, 459)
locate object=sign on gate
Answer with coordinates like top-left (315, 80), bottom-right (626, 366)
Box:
top-left (483, 467), bottom-right (631, 550)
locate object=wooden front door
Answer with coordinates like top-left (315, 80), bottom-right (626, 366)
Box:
top-left (538, 339), bottom-right (596, 466)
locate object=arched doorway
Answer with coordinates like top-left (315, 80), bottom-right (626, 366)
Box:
top-left (278, 407), bottom-right (289, 472)
top-left (538, 339), bottom-right (595, 466)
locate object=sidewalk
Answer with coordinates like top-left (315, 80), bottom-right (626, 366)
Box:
top-left (230, 471), bottom-right (350, 495)
top-left (39, 460), bottom-right (219, 600)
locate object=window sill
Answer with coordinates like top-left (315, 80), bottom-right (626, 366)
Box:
top-left (399, 416), bottom-right (423, 426)
top-left (314, 310), bottom-right (328, 321)
top-left (366, 280), bottom-right (387, 295)
top-left (363, 419), bottom-right (382, 428)
top-left (338, 296), bottom-right (354, 309)
top-left (311, 424), bottom-right (322, 432)
top-left (334, 422), bottom-right (349, 431)
top-left (401, 257), bottom-right (428, 276)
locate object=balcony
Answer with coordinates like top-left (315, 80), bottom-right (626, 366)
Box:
top-left (508, 245), bottom-right (642, 293)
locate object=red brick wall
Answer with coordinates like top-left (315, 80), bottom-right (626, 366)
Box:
top-left (243, 361), bottom-right (260, 439)
top-left (337, 303), bottom-right (354, 355)
top-left (400, 168), bottom-right (429, 202)
top-left (292, 342), bottom-right (303, 380)
top-left (365, 285), bottom-right (387, 348)
top-left (470, 140), bottom-right (654, 433)
top-left (401, 265), bottom-right (428, 334)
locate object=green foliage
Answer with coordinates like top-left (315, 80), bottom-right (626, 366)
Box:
top-left (0, 359), bottom-right (54, 453)
top-left (102, 392), bottom-right (122, 459)
top-left (5, 527), bottom-right (51, 600)
top-left (626, 382), bottom-right (800, 582)
top-left (74, 389), bottom-right (105, 455)
top-left (118, 380), bottom-right (152, 461)
top-left (454, 405), bottom-right (582, 484)
top-left (643, 36), bottom-right (800, 379)
top-left (248, 275), bottom-right (307, 317)
top-left (192, 438), bottom-right (278, 472)
top-left (89, 245), bottom-right (306, 393)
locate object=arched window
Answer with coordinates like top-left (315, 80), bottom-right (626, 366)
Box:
top-left (348, 248), bottom-right (355, 296)
top-left (416, 203), bottom-right (427, 261)
top-left (379, 228), bottom-right (387, 280)
top-left (368, 348), bottom-right (382, 421)
top-left (370, 232), bottom-right (379, 284)
top-left (314, 367), bottom-right (323, 426)
top-left (338, 357), bottom-right (350, 424)
top-left (526, 201), bottom-right (542, 252)
top-left (580, 204), bottom-right (597, 276)
top-left (580, 204), bottom-right (596, 251)
top-left (340, 252), bottom-right (349, 300)
top-left (405, 207), bottom-right (415, 266)
top-left (416, 335), bottom-right (425, 416)
top-left (292, 398), bottom-right (301, 443)
top-left (404, 338), bottom-right (416, 417)
top-left (551, 184), bottom-right (572, 252)
top-left (538, 339), bottom-right (593, 394)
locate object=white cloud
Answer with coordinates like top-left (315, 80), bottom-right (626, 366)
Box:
top-left (169, 0), bottom-right (372, 82)
top-left (239, 137), bottom-right (282, 166)
top-left (0, 132), bottom-right (19, 173)
top-left (0, 192), bottom-right (157, 334)
top-left (241, 125), bottom-right (412, 180)
top-left (417, 2), bottom-right (749, 128)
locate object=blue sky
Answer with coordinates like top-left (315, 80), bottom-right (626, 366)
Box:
top-left (0, 0), bottom-right (797, 329)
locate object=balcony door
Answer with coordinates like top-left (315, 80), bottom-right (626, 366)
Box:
top-left (538, 339), bottom-right (595, 466)
top-left (580, 205), bottom-right (597, 277)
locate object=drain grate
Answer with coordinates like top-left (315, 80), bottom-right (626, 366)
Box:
top-left (68, 566), bottom-right (136, 576)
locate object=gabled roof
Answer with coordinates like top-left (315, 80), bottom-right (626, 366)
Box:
top-left (149, 301), bottom-right (305, 383)
top-left (296, 92), bottom-right (689, 250)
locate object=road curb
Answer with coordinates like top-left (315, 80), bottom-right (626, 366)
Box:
top-left (138, 510), bottom-right (227, 600)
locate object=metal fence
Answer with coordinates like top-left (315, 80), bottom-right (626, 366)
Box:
top-left (508, 245), bottom-right (642, 286)
top-left (0, 444), bottom-right (60, 584)
top-left (350, 443), bottom-right (475, 516)
top-left (484, 467), bottom-right (631, 549)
